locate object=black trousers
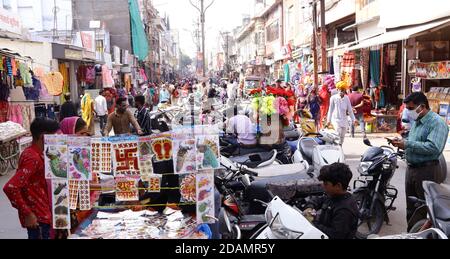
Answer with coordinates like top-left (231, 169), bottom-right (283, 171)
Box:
top-left (405, 159), bottom-right (445, 222)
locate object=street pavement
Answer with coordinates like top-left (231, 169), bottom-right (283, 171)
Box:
top-left (1, 132), bottom-right (449, 239)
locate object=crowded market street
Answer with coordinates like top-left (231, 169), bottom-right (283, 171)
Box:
top-left (1, 0), bottom-right (450, 243)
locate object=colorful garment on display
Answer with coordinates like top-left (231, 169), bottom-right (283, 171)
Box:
top-left (11, 58), bottom-right (17, 76)
top-left (6, 57), bottom-right (12, 76)
top-left (43, 72), bottom-right (64, 96)
top-left (86, 66), bottom-right (95, 85)
top-left (102, 65), bottom-right (114, 88)
top-left (341, 52), bottom-right (355, 88)
top-left (0, 81), bottom-right (9, 101)
top-left (370, 50), bottom-right (381, 87)
top-left (18, 63), bottom-right (32, 86)
top-left (23, 76), bottom-right (42, 101)
top-left (77, 65), bottom-right (86, 83)
top-left (0, 101), bottom-right (8, 123)
top-left (59, 64), bottom-right (69, 103)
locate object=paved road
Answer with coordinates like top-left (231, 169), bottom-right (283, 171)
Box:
top-left (1, 133), bottom-right (449, 239)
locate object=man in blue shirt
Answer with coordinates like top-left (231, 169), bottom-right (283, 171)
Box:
top-left (159, 84), bottom-right (171, 105)
top-left (392, 92), bottom-right (448, 222)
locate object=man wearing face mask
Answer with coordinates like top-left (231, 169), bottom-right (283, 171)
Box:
top-left (391, 92), bottom-right (448, 223)
top-left (327, 81), bottom-right (356, 145)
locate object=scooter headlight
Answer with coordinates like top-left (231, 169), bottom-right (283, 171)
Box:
top-left (269, 214), bottom-right (304, 239)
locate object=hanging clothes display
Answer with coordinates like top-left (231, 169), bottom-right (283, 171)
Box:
top-left (284, 63), bottom-right (290, 83)
top-left (77, 65), bottom-right (87, 83)
top-left (333, 55), bottom-right (341, 82)
top-left (11, 58), bottom-right (17, 76)
top-left (360, 49), bottom-right (370, 90)
top-left (124, 74), bottom-right (132, 91)
top-left (7, 105), bottom-right (23, 125)
top-left (341, 52), bottom-right (355, 87)
top-left (19, 63), bottom-right (32, 87)
top-left (23, 76), bottom-right (42, 101)
top-left (139, 69), bottom-right (148, 82)
top-left (43, 72), bottom-right (64, 96)
top-left (369, 49), bottom-right (381, 88)
top-left (328, 57), bottom-right (334, 75)
top-left (86, 66), bottom-right (95, 85)
top-left (59, 63), bottom-right (70, 103)
top-left (95, 64), bottom-right (103, 89)
top-left (102, 65), bottom-right (114, 88)
top-left (0, 81), bottom-right (9, 101)
top-left (0, 101), bottom-right (8, 123)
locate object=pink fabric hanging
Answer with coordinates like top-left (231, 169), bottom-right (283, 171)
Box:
top-left (139, 69), bottom-right (148, 82)
top-left (102, 65), bottom-right (114, 88)
top-left (86, 66), bottom-right (95, 84)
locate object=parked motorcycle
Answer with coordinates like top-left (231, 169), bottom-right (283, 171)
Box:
top-left (408, 181), bottom-right (450, 237)
top-left (217, 161), bottom-right (322, 239)
top-left (292, 129), bottom-right (345, 176)
top-left (352, 138), bottom-right (404, 239)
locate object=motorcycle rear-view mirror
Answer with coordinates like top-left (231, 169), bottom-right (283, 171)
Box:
top-left (363, 137), bottom-right (372, 147)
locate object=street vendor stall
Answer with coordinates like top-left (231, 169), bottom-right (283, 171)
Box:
top-left (44, 126), bottom-right (219, 239)
top-left (0, 121), bottom-right (28, 176)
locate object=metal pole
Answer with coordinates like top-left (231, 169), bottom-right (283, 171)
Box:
top-left (201, 0), bottom-right (206, 77)
top-left (312, 1), bottom-right (319, 89)
top-left (320, 0), bottom-right (327, 73)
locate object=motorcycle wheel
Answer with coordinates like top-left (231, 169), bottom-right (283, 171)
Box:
top-left (354, 192), bottom-right (385, 239)
top-left (409, 219), bottom-right (428, 234)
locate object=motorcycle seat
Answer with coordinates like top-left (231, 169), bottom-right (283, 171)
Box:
top-left (230, 150), bottom-right (277, 169)
top-left (428, 183), bottom-right (450, 221)
top-left (245, 173), bottom-right (312, 214)
top-left (299, 138), bottom-right (319, 164)
top-left (247, 163), bottom-right (309, 178)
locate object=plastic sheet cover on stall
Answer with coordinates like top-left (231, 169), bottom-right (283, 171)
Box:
top-left (348, 18), bottom-right (450, 51)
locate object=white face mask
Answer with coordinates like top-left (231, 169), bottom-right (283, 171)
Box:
top-left (406, 105), bottom-right (423, 121)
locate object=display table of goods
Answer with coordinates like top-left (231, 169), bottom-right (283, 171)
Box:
top-left (70, 209), bottom-right (209, 239)
top-left (0, 121), bottom-right (28, 143)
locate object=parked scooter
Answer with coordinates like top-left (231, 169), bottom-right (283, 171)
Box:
top-left (292, 129), bottom-right (345, 176)
top-left (352, 138), bottom-right (404, 239)
top-left (253, 196), bottom-right (328, 239)
top-left (408, 181), bottom-right (450, 237)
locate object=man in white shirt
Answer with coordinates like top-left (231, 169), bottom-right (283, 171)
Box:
top-left (225, 106), bottom-right (257, 146)
top-left (95, 90), bottom-right (108, 136)
top-left (327, 86), bottom-right (356, 145)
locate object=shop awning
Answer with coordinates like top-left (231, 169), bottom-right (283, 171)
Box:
top-left (348, 18), bottom-right (450, 51)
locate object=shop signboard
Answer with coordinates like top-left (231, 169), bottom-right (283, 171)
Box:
top-left (82, 50), bottom-right (96, 61)
top-left (64, 49), bottom-right (83, 61)
top-left (291, 48), bottom-right (303, 60)
top-left (416, 61), bottom-right (450, 79)
top-left (274, 44), bottom-right (292, 61)
top-left (0, 8), bottom-right (22, 35)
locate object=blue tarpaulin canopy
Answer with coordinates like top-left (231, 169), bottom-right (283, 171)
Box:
top-left (129, 0), bottom-right (149, 61)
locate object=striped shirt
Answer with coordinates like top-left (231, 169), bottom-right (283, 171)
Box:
top-left (405, 111), bottom-right (449, 164)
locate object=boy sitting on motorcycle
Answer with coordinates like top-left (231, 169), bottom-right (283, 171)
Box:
top-left (304, 163), bottom-right (359, 239)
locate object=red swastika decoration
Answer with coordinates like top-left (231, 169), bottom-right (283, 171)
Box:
top-left (113, 144), bottom-right (140, 175)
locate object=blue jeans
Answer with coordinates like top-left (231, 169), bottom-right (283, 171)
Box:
top-left (27, 223), bottom-right (51, 240)
top-left (351, 113), bottom-right (366, 136)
